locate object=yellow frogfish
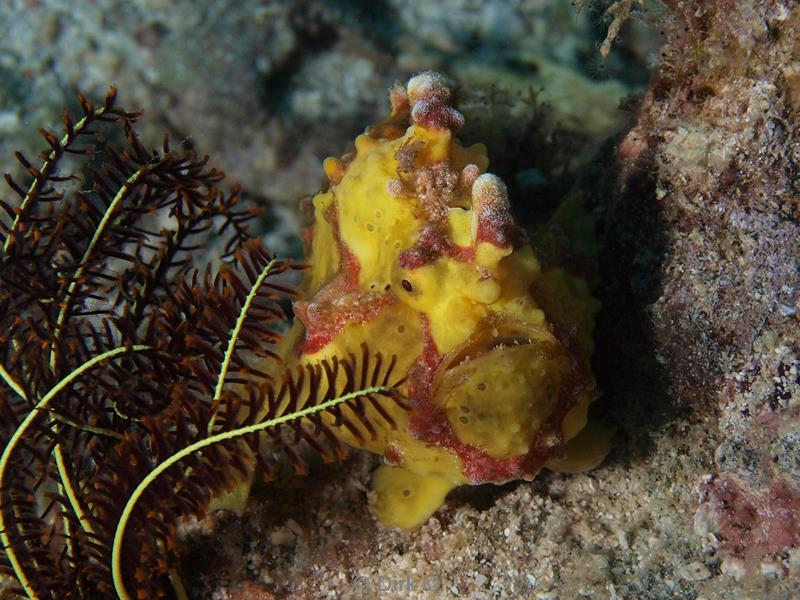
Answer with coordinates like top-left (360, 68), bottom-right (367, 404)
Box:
top-left (282, 72), bottom-right (609, 529)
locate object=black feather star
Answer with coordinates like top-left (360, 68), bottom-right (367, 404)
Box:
top-left (0, 88), bottom-right (407, 599)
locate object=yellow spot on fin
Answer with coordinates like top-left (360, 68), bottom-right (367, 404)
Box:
top-left (207, 474), bottom-right (252, 516)
top-left (545, 420), bottom-right (614, 474)
top-left (371, 465), bottom-right (456, 529)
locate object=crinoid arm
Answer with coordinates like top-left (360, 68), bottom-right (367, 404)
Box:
top-left (109, 344), bottom-right (406, 599)
top-left (0, 88), bottom-right (407, 599)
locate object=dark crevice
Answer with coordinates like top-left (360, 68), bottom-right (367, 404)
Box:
top-left (593, 153), bottom-right (678, 462)
top-left (259, 4), bottom-right (341, 115)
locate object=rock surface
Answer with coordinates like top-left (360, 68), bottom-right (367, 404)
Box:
top-left (606, 0), bottom-right (800, 588)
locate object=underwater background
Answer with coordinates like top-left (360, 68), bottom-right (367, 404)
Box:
top-left (0, 0), bottom-right (656, 247)
top-left (1, 1), bottom-right (799, 599)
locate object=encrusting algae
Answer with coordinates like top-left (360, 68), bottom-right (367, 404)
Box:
top-left (282, 71), bottom-right (610, 529)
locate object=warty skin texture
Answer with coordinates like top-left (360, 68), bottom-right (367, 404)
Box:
top-left (281, 72), bottom-right (607, 529)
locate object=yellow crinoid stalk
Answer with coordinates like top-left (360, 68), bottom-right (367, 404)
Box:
top-left (282, 71), bottom-right (609, 529)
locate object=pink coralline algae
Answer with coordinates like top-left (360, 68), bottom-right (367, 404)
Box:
top-left (696, 476), bottom-right (800, 578)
